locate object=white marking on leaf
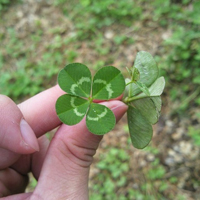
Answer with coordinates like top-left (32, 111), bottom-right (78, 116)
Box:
top-left (94, 79), bottom-right (114, 98)
top-left (97, 108), bottom-right (107, 118)
top-left (78, 77), bottom-right (91, 85)
top-left (70, 97), bottom-right (76, 107)
top-left (94, 79), bottom-right (107, 85)
top-left (70, 77), bottom-right (91, 95)
top-left (70, 97), bottom-right (85, 117)
top-left (87, 116), bottom-right (99, 121)
top-left (71, 84), bottom-right (78, 94)
top-left (106, 83), bottom-right (113, 98)
top-left (74, 108), bottom-right (85, 117)
top-left (87, 108), bottom-right (108, 121)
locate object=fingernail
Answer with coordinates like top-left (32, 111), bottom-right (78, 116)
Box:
top-left (110, 104), bottom-right (124, 111)
top-left (20, 119), bottom-right (40, 151)
top-left (110, 103), bottom-right (128, 123)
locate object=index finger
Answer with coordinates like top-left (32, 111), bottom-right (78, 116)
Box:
top-left (18, 85), bottom-right (126, 138)
top-left (18, 85), bottom-right (65, 138)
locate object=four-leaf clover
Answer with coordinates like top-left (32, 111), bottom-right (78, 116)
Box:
top-left (56, 63), bottom-right (125, 135)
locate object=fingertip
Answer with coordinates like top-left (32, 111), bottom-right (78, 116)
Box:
top-left (20, 119), bottom-right (40, 152)
top-left (0, 95), bottom-right (39, 154)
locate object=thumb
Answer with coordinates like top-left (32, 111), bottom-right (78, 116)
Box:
top-left (32, 100), bottom-right (127, 200)
top-left (0, 95), bottom-right (39, 154)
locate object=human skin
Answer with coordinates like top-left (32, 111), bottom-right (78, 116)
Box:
top-left (0, 85), bottom-right (127, 200)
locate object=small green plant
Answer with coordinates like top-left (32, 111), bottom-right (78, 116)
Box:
top-left (188, 126), bottom-right (200, 146)
top-left (0, 0), bottom-right (21, 13)
top-left (56, 51), bottom-right (165, 149)
top-left (0, 0), bottom-right (12, 11)
top-left (90, 148), bottom-right (129, 199)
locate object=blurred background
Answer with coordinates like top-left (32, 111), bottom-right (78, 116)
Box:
top-left (0, 0), bottom-right (200, 199)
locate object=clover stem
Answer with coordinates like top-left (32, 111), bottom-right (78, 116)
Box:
top-left (128, 80), bottom-right (135, 98)
top-left (125, 81), bottom-right (133, 86)
top-left (123, 95), bottom-right (147, 104)
top-left (123, 97), bottom-right (129, 104)
top-left (88, 96), bottom-right (94, 104)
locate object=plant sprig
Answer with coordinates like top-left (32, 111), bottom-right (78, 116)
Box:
top-left (55, 51), bottom-right (165, 149)
top-left (56, 63), bottom-right (125, 135)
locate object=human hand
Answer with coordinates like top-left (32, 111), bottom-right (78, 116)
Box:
top-left (0, 85), bottom-right (127, 200)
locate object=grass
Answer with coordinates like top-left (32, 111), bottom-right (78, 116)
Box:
top-left (90, 148), bottom-right (130, 199)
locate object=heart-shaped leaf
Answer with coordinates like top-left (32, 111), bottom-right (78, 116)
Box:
top-left (86, 103), bottom-right (115, 135)
top-left (132, 76), bottom-right (165, 100)
top-left (148, 76), bottom-right (165, 96)
top-left (134, 51), bottom-right (159, 86)
top-left (92, 66), bottom-right (125, 100)
top-left (56, 94), bottom-right (89, 125)
top-left (129, 96), bottom-right (161, 125)
top-left (126, 76), bottom-right (164, 148)
top-left (135, 81), bottom-right (150, 96)
top-left (130, 51), bottom-right (159, 96)
top-left (127, 105), bottom-right (153, 149)
top-left (56, 64), bottom-right (126, 136)
top-left (58, 63), bottom-right (92, 98)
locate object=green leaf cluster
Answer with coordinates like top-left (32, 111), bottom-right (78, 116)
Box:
top-left (125, 51), bottom-right (165, 149)
top-left (56, 51), bottom-right (165, 148)
top-left (56, 63), bottom-right (125, 135)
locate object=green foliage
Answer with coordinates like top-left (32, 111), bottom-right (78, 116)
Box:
top-left (188, 126), bottom-right (200, 146)
top-left (56, 52), bottom-right (165, 147)
top-left (79, 0), bottom-right (142, 27)
top-left (90, 148), bottom-right (130, 199)
top-left (0, 0), bottom-right (21, 12)
top-left (58, 0), bottom-right (143, 40)
top-left (90, 146), bottom-right (180, 199)
top-left (0, 0), bottom-right (12, 11)
top-left (152, 0), bottom-right (200, 114)
top-left (147, 159), bottom-right (166, 180)
top-left (142, 158), bottom-right (169, 199)
top-left (164, 28), bottom-right (200, 82)
top-left (56, 63), bottom-right (125, 135)
top-left (86, 103), bottom-right (116, 135)
top-left (125, 52), bottom-right (165, 148)
top-left (0, 28), bottom-right (60, 101)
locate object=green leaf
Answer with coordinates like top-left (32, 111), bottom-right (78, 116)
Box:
top-left (80, 0), bottom-right (90, 6)
top-left (127, 105), bottom-right (153, 149)
top-left (130, 96), bottom-right (161, 125)
top-left (92, 66), bottom-right (125, 100)
top-left (58, 63), bottom-right (92, 98)
top-left (131, 51), bottom-right (159, 96)
top-left (126, 76), bottom-right (164, 149)
top-left (149, 76), bottom-right (165, 96)
top-left (135, 81), bottom-right (150, 96)
top-left (126, 67), bottom-right (132, 77)
top-left (56, 94), bottom-right (89, 125)
top-left (132, 67), bottom-right (140, 82)
top-left (134, 51), bottom-right (159, 86)
top-left (133, 76), bottom-right (165, 100)
top-left (86, 103), bottom-right (116, 135)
